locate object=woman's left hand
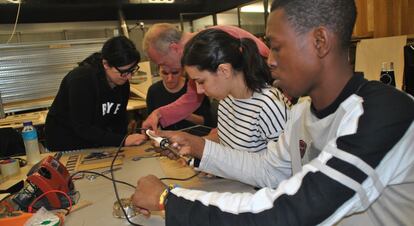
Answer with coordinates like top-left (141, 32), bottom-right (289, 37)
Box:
top-left (125, 133), bottom-right (147, 146)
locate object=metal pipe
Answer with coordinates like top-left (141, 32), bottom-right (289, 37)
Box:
top-left (263, 0), bottom-right (269, 29)
top-left (237, 7), bottom-right (241, 28)
top-left (212, 13), bottom-right (217, 26)
top-left (0, 92), bottom-right (5, 119)
top-left (118, 9), bottom-right (129, 38)
top-left (180, 13), bottom-right (185, 31)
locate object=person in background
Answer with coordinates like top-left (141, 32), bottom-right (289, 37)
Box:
top-left (132, 0), bottom-right (414, 225)
top-left (141, 23), bottom-right (270, 131)
top-left (146, 65), bottom-right (215, 131)
top-left (45, 36), bottom-right (146, 151)
top-left (182, 29), bottom-right (289, 153)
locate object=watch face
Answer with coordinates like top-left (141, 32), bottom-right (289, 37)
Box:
top-left (380, 73), bottom-right (392, 84)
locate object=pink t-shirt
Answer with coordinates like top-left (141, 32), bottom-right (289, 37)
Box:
top-left (158, 25), bottom-right (269, 127)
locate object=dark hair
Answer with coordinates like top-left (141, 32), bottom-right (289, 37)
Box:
top-left (181, 29), bottom-right (271, 93)
top-left (271, 0), bottom-right (357, 50)
top-left (80, 36), bottom-right (140, 67)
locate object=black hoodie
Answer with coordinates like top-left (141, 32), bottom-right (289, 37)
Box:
top-left (45, 62), bottom-right (129, 151)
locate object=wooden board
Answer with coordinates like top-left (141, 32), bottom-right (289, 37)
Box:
top-left (59, 152), bottom-right (123, 172)
top-left (157, 157), bottom-right (203, 188)
top-left (3, 97), bottom-right (54, 113)
top-left (355, 35), bottom-right (407, 89)
top-left (59, 144), bottom-right (155, 173)
top-left (0, 98), bottom-right (145, 129)
top-left (129, 61), bottom-right (153, 100)
top-left (0, 110), bottom-right (48, 128)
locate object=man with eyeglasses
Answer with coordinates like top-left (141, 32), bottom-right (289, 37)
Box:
top-left (141, 23), bottom-right (269, 131)
top-left (146, 65), bottom-right (215, 131)
top-left (45, 36), bottom-right (147, 151)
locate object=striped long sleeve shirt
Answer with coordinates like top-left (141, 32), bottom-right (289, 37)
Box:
top-left (217, 87), bottom-right (289, 153)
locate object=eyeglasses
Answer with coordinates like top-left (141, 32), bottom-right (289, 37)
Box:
top-left (114, 64), bottom-right (140, 77)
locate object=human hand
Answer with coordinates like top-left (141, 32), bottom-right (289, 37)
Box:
top-left (144, 130), bottom-right (181, 160)
top-left (144, 145), bottom-right (180, 160)
top-left (141, 110), bottom-right (161, 133)
top-left (127, 119), bottom-right (137, 134)
top-left (203, 128), bottom-right (219, 142)
top-left (156, 130), bottom-right (205, 159)
top-left (132, 175), bottom-right (166, 215)
top-left (124, 133), bottom-right (147, 146)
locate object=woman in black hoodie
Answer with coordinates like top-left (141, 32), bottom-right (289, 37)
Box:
top-left (45, 36), bottom-right (146, 151)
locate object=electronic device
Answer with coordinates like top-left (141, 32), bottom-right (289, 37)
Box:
top-left (11, 156), bottom-right (79, 211)
top-left (181, 125), bottom-right (212, 136)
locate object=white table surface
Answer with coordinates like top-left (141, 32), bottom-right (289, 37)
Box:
top-left (1, 145), bottom-right (255, 226)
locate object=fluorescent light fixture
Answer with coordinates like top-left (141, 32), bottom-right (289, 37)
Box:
top-left (129, 0), bottom-right (174, 3)
top-left (7, 0), bottom-right (21, 3)
top-left (148, 0), bottom-right (175, 3)
top-left (240, 2), bottom-right (265, 13)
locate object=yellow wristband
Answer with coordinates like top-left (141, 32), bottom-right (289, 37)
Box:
top-left (159, 184), bottom-right (176, 211)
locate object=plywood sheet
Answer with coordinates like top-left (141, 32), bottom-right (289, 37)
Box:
top-left (59, 145), bottom-right (154, 172)
top-left (129, 61), bottom-right (152, 99)
top-left (355, 35), bottom-right (407, 89)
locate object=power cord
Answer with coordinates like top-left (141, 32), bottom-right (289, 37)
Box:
top-left (6, 0), bottom-right (21, 44)
top-left (108, 131), bottom-right (201, 225)
top-left (160, 171), bottom-right (200, 181)
top-left (110, 135), bottom-right (142, 226)
top-left (71, 165), bottom-right (201, 184)
top-left (28, 190), bottom-right (73, 214)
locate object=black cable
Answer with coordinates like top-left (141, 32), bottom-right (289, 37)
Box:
top-left (111, 135), bottom-right (142, 226)
top-left (160, 171), bottom-right (201, 181)
top-left (108, 131), bottom-right (200, 225)
top-left (70, 171), bottom-right (135, 189)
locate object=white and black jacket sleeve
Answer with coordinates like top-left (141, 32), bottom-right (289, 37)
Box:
top-left (164, 79), bottom-right (414, 226)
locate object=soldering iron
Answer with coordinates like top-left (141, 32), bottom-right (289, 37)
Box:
top-left (145, 130), bottom-right (181, 157)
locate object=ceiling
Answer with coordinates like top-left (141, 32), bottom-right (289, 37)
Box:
top-left (0, 0), bottom-right (255, 24)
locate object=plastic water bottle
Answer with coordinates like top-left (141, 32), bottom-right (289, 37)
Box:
top-left (22, 121), bottom-right (41, 164)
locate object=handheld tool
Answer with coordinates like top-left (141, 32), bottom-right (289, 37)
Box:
top-left (145, 130), bottom-right (181, 157)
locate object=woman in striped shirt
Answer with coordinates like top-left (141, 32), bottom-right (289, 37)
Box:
top-left (182, 29), bottom-right (290, 153)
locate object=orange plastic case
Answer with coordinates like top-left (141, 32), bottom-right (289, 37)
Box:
top-left (0, 211), bottom-right (33, 226)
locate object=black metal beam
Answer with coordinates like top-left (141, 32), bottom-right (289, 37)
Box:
top-left (0, 0), bottom-right (254, 24)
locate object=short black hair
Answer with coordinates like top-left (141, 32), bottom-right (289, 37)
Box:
top-left (271, 0), bottom-right (357, 49)
top-left (102, 36), bottom-right (140, 67)
top-left (182, 29), bottom-right (271, 93)
top-left (80, 36), bottom-right (140, 68)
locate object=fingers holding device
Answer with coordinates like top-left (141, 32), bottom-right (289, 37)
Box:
top-left (145, 130), bottom-right (181, 158)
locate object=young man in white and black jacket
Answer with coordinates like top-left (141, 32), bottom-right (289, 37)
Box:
top-left (45, 36), bottom-right (146, 151)
top-left (131, 0), bottom-right (414, 225)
